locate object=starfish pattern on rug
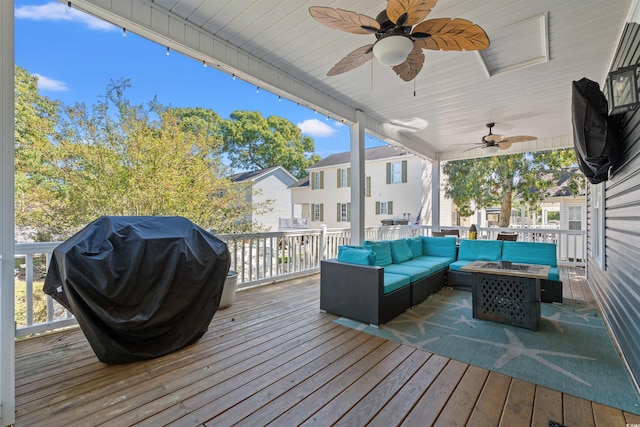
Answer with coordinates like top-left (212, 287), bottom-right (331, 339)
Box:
top-left (393, 309), bottom-right (459, 334)
top-left (452, 329), bottom-right (595, 386)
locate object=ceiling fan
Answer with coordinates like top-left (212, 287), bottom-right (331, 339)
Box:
top-left (308, 0), bottom-right (490, 82)
top-left (463, 123), bottom-right (538, 153)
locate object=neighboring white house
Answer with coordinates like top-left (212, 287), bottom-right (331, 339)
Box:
top-left (288, 146), bottom-right (431, 229)
top-left (229, 166), bottom-right (297, 231)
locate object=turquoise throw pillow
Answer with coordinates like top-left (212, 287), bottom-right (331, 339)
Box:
top-left (389, 239), bottom-right (413, 263)
top-left (406, 236), bottom-right (423, 257)
top-left (363, 240), bottom-right (393, 266)
top-left (337, 246), bottom-right (376, 265)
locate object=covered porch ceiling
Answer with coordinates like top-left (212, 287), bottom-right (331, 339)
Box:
top-left (65, 0), bottom-right (632, 161)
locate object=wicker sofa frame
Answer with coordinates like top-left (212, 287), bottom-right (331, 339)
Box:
top-left (320, 259), bottom-right (446, 326)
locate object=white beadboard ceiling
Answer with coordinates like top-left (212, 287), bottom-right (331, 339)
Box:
top-left (72, 0), bottom-right (632, 161)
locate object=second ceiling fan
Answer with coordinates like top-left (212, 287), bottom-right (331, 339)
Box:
top-left (464, 123), bottom-right (538, 153)
top-left (308, 0), bottom-right (490, 82)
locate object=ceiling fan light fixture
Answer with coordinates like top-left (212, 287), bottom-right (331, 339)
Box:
top-left (373, 35), bottom-right (413, 66)
top-left (482, 145), bottom-right (500, 155)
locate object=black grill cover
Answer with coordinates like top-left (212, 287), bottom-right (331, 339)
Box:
top-left (44, 216), bottom-right (230, 364)
top-left (571, 77), bottom-right (620, 184)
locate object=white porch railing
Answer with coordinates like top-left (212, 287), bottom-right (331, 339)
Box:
top-left (278, 217), bottom-right (309, 229)
top-left (14, 224), bottom-right (584, 337)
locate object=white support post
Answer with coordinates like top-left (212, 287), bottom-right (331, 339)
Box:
top-left (431, 159), bottom-right (441, 231)
top-left (0, 1), bottom-right (16, 425)
top-left (350, 110), bottom-right (366, 245)
top-left (320, 225), bottom-right (327, 260)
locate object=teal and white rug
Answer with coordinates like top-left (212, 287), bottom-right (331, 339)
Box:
top-left (335, 287), bottom-right (640, 414)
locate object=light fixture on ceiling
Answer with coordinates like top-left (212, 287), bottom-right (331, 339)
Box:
top-left (608, 65), bottom-right (639, 115)
top-left (482, 145), bottom-right (500, 155)
top-left (372, 35), bottom-right (413, 67)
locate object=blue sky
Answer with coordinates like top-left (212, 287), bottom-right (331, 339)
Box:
top-left (14, 0), bottom-right (385, 159)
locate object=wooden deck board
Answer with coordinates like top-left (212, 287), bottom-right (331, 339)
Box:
top-left (13, 268), bottom-right (638, 427)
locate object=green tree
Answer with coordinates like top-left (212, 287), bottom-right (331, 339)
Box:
top-left (48, 79), bottom-right (255, 235)
top-left (14, 66), bottom-right (61, 239)
top-left (443, 149), bottom-right (583, 227)
top-left (221, 110), bottom-right (321, 179)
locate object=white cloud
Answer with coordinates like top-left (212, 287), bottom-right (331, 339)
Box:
top-left (33, 74), bottom-right (68, 92)
top-left (297, 119), bottom-right (336, 138)
top-left (15, 2), bottom-right (115, 31)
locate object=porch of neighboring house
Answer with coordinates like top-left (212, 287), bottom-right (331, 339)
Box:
top-left (14, 266), bottom-right (640, 426)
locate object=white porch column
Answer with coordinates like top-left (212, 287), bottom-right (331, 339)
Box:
top-left (431, 159), bottom-right (440, 231)
top-left (0, 1), bottom-right (16, 425)
top-left (350, 110), bottom-right (366, 245)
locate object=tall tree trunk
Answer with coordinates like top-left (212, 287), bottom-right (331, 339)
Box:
top-left (499, 189), bottom-right (512, 227)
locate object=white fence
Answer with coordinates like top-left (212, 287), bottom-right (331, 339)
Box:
top-left (13, 225), bottom-right (584, 337)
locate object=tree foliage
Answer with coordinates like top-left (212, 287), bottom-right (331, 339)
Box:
top-left (221, 110), bottom-right (321, 179)
top-left (16, 77), bottom-right (259, 238)
top-left (14, 66), bottom-right (61, 238)
top-left (443, 149), bottom-right (583, 227)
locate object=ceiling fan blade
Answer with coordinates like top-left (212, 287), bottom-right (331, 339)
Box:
top-left (309, 6), bottom-right (380, 35)
top-left (413, 18), bottom-right (490, 51)
top-left (497, 141), bottom-right (512, 150)
top-left (501, 135), bottom-right (538, 143)
top-left (327, 44), bottom-right (374, 76)
top-left (392, 43), bottom-right (424, 81)
top-left (387, 0), bottom-right (437, 27)
top-left (462, 145), bottom-right (481, 153)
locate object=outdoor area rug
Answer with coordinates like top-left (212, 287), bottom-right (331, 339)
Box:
top-left (335, 287), bottom-right (640, 414)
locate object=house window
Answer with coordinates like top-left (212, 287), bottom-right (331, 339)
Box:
top-left (568, 205), bottom-right (582, 230)
top-left (376, 201), bottom-right (393, 215)
top-left (311, 203), bottom-right (324, 221)
top-left (337, 202), bottom-right (351, 222)
top-left (337, 168), bottom-right (350, 188)
top-left (386, 160), bottom-right (407, 184)
top-left (365, 176), bottom-right (371, 197)
top-left (311, 171), bottom-right (324, 190)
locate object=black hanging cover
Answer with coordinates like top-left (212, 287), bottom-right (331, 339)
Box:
top-left (44, 216), bottom-right (230, 364)
top-left (571, 77), bottom-right (621, 184)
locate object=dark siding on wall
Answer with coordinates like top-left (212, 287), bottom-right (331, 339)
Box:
top-left (589, 22), bottom-right (640, 391)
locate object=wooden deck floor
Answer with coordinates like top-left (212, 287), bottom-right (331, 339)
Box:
top-left (14, 267), bottom-right (640, 426)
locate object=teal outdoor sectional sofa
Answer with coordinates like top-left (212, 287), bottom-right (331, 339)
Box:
top-left (320, 237), bottom-right (456, 326)
top-left (447, 239), bottom-right (563, 303)
top-left (320, 236), bottom-right (563, 326)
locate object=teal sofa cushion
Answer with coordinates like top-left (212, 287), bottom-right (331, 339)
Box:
top-left (406, 236), bottom-right (423, 258)
top-left (422, 236), bottom-right (457, 258)
top-left (383, 264), bottom-right (432, 282)
top-left (363, 240), bottom-right (392, 266)
top-left (389, 239), bottom-right (414, 263)
top-left (413, 255), bottom-right (455, 267)
top-left (383, 273), bottom-right (411, 294)
top-left (457, 239), bottom-right (503, 261)
top-left (548, 267), bottom-right (560, 281)
top-left (401, 257), bottom-right (445, 273)
top-left (448, 260), bottom-right (473, 271)
top-left (337, 245), bottom-right (375, 266)
top-left (502, 241), bottom-right (557, 267)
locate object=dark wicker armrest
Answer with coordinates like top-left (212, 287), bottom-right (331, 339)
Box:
top-left (320, 259), bottom-right (384, 325)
